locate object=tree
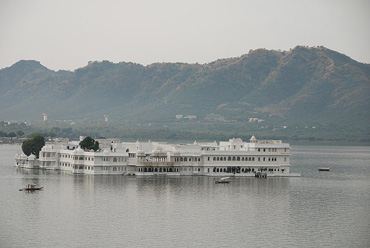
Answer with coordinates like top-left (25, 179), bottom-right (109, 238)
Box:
top-left (21, 135), bottom-right (45, 158)
top-left (16, 130), bottom-right (24, 137)
top-left (32, 135), bottom-right (45, 158)
top-left (79, 136), bottom-right (99, 151)
top-left (8, 132), bottom-right (17, 138)
top-left (22, 140), bottom-right (32, 156)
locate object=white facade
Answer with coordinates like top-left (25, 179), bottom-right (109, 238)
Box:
top-left (15, 136), bottom-right (299, 177)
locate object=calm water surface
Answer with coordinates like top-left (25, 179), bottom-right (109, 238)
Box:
top-left (0, 144), bottom-right (369, 248)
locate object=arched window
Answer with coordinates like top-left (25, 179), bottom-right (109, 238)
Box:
top-left (237, 157), bottom-right (240, 161)
top-left (232, 157), bottom-right (236, 161)
top-left (113, 158), bottom-right (117, 162)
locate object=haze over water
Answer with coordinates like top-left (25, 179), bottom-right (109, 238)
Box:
top-left (1, 144), bottom-right (369, 247)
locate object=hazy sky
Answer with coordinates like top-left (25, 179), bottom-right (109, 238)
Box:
top-left (1, 0), bottom-right (369, 71)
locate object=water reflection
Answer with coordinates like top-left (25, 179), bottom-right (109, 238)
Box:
top-left (4, 143), bottom-right (370, 248)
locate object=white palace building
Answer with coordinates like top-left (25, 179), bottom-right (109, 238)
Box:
top-left (15, 136), bottom-right (300, 177)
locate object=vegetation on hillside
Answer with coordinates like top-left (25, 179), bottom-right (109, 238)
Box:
top-left (0, 46), bottom-right (369, 140)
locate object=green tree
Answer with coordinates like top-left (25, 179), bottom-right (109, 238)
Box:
top-left (22, 140), bottom-right (32, 156)
top-left (32, 135), bottom-right (45, 158)
top-left (16, 130), bottom-right (24, 137)
top-left (21, 135), bottom-right (45, 158)
top-left (79, 136), bottom-right (99, 151)
top-left (8, 132), bottom-right (17, 138)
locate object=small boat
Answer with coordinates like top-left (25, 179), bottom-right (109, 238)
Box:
top-left (318, 167), bottom-right (330, 171)
top-left (19, 184), bottom-right (43, 191)
top-left (215, 177), bottom-right (231, 184)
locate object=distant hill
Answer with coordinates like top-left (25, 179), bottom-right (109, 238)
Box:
top-left (0, 46), bottom-right (369, 129)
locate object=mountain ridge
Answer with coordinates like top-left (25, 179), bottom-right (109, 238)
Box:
top-left (0, 46), bottom-right (369, 129)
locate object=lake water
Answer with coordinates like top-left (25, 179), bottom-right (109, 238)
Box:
top-left (0, 144), bottom-right (369, 248)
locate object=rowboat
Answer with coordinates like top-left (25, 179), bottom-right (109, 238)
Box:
top-left (215, 177), bottom-right (231, 184)
top-left (19, 184), bottom-right (43, 191)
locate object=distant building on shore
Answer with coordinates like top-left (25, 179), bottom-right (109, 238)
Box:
top-left (248, 118), bottom-right (264, 123)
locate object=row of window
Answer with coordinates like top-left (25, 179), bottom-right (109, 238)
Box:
top-left (209, 156), bottom-right (256, 162)
top-left (211, 167), bottom-right (285, 173)
top-left (41, 152), bottom-right (55, 157)
top-left (208, 156), bottom-right (282, 162)
top-left (60, 162), bottom-right (71, 167)
top-left (257, 148), bottom-right (287, 152)
top-left (137, 167), bottom-right (203, 173)
top-left (71, 166), bottom-right (127, 171)
top-left (175, 157), bottom-right (201, 162)
top-left (59, 154), bottom-right (96, 161)
top-left (136, 166), bottom-right (286, 173)
top-left (138, 167), bottom-right (178, 172)
top-left (103, 157), bottom-right (126, 162)
top-left (73, 165), bottom-right (94, 170)
top-left (59, 154), bottom-right (72, 159)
